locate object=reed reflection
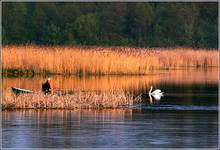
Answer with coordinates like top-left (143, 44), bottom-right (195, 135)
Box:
top-left (3, 69), bottom-right (218, 94)
top-left (3, 109), bottom-right (133, 125)
top-left (3, 109), bottom-right (217, 148)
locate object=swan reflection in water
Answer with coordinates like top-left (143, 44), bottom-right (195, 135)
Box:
top-left (148, 86), bottom-right (164, 104)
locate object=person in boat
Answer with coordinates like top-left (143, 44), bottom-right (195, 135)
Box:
top-left (42, 78), bottom-right (51, 94)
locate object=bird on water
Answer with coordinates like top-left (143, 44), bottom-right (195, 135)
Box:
top-left (149, 86), bottom-right (164, 100)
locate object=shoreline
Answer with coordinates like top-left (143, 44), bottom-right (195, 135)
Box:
top-left (2, 66), bottom-right (218, 78)
top-left (2, 106), bottom-right (131, 111)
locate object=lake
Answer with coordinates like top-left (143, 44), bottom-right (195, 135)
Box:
top-left (2, 68), bottom-right (218, 148)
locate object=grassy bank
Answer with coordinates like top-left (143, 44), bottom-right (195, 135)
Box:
top-left (2, 45), bottom-right (218, 76)
top-left (2, 90), bottom-right (141, 110)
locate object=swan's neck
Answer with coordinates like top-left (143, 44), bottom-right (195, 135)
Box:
top-left (149, 87), bottom-right (153, 94)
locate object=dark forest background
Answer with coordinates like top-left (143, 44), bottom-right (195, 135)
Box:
top-left (2, 2), bottom-right (218, 48)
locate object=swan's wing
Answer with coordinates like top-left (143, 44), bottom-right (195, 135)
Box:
top-left (152, 89), bottom-right (162, 94)
top-left (152, 94), bottom-right (161, 100)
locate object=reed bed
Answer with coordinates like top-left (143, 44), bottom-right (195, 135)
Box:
top-left (2, 90), bottom-right (142, 110)
top-left (2, 45), bottom-right (218, 75)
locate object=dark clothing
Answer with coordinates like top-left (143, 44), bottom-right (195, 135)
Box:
top-left (42, 81), bottom-right (51, 94)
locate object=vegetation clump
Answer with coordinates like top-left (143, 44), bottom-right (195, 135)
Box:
top-left (2, 90), bottom-right (142, 110)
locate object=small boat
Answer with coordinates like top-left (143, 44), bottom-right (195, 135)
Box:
top-left (12, 87), bottom-right (33, 95)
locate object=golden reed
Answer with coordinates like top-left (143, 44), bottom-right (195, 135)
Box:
top-left (2, 90), bottom-right (141, 109)
top-left (2, 45), bottom-right (218, 75)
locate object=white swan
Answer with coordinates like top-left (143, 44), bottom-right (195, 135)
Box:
top-left (149, 86), bottom-right (164, 100)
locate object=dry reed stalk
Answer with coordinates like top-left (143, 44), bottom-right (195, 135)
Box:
top-left (2, 45), bottom-right (218, 75)
top-left (2, 89), bottom-right (141, 110)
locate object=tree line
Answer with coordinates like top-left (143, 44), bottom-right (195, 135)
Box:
top-left (2, 2), bottom-right (218, 48)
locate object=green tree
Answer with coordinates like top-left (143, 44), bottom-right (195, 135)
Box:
top-left (154, 3), bottom-right (185, 47)
top-left (74, 13), bottom-right (99, 45)
top-left (193, 3), bottom-right (218, 48)
top-left (2, 2), bottom-right (218, 48)
top-left (58, 3), bottom-right (80, 45)
top-left (98, 3), bottom-right (128, 45)
top-left (3, 2), bottom-right (27, 44)
top-left (126, 3), bottom-right (154, 46)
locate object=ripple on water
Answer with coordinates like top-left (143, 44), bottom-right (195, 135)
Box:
top-left (134, 104), bottom-right (218, 111)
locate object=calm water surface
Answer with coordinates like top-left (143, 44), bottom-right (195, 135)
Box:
top-left (2, 69), bottom-right (218, 148)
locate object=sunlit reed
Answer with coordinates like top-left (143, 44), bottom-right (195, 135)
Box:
top-left (3, 45), bottom-right (218, 75)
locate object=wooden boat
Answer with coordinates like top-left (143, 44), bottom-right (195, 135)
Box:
top-left (12, 87), bottom-right (33, 95)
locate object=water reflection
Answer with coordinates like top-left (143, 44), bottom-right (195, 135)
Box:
top-left (3, 109), bottom-right (218, 148)
top-left (2, 69), bottom-right (218, 148)
top-left (3, 69), bottom-right (218, 93)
